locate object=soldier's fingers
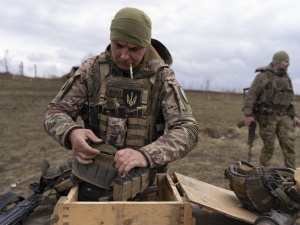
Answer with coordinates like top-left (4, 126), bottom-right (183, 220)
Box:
top-left (114, 149), bottom-right (128, 163)
top-left (117, 158), bottom-right (136, 176)
top-left (75, 155), bottom-right (93, 165)
top-left (115, 151), bottom-right (130, 170)
top-left (86, 145), bottom-right (100, 155)
top-left (76, 141), bottom-right (100, 155)
top-left (73, 148), bottom-right (97, 159)
top-left (86, 132), bottom-right (102, 144)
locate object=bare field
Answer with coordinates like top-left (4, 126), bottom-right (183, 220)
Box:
top-left (1, 73), bottom-right (300, 198)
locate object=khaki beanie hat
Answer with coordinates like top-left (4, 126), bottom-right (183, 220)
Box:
top-left (110, 7), bottom-right (152, 47)
top-left (272, 51), bottom-right (289, 65)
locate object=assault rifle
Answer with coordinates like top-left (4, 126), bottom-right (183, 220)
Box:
top-left (237, 120), bottom-right (256, 163)
top-left (238, 87), bottom-right (258, 162)
top-left (0, 183), bottom-right (42, 225)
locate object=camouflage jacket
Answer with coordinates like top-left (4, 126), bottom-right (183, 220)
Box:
top-left (44, 39), bottom-right (199, 168)
top-left (243, 63), bottom-right (297, 117)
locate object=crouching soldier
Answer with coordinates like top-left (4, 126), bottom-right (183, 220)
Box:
top-left (23, 6), bottom-right (199, 224)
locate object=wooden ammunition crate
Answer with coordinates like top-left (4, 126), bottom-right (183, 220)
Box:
top-left (50, 172), bottom-right (262, 225)
top-left (50, 173), bottom-right (194, 225)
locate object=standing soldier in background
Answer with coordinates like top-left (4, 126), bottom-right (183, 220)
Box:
top-left (243, 51), bottom-right (300, 168)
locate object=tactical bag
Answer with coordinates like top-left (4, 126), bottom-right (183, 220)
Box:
top-left (224, 161), bottom-right (300, 214)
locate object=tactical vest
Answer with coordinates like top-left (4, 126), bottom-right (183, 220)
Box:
top-left (99, 68), bottom-right (155, 148)
top-left (82, 51), bottom-right (169, 149)
top-left (75, 45), bottom-right (170, 189)
top-left (225, 161), bottom-right (300, 214)
top-left (256, 68), bottom-right (294, 114)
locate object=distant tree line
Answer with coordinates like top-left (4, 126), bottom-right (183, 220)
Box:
top-left (0, 49), bottom-right (38, 77)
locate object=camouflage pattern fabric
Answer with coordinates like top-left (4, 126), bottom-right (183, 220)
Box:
top-left (243, 63), bottom-right (297, 168)
top-left (259, 114), bottom-right (295, 168)
top-left (44, 39), bottom-right (199, 168)
top-left (243, 63), bottom-right (297, 117)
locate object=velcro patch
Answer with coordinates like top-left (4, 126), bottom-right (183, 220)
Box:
top-left (122, 89), bottom-right (141, 110)
top-left (179, 86), bottom-right (189, 104)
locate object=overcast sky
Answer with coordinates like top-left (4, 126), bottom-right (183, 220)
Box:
top-left (1, 0), bottom-right (300, 93)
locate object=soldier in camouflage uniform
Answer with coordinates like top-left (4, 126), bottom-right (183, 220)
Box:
top-left (22, 7), bottom-right (199, 224)
top-left (44, 7), bottom-right (198, 196)
top-left (243, 51), bottom-right (300, 168)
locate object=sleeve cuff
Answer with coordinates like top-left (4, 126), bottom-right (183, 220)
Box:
top-left (62, 125), bottom-right (83, 149)
top-left (137, 149), bottom-right (156, 168)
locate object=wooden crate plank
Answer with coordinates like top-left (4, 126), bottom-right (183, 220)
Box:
top-left (174, 172), bottom-right (260, 224)
top-left (183, 202), bottom-right (193, 225)
top-left (64, 185), bottom-right (78, 203)
top-left (52, 202), bottom-right (186, 225)
top-left (51, 174), bottom-right (193, 225)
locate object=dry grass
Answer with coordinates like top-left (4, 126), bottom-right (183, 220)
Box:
top-left (1, 73), bottom-right (300, 198)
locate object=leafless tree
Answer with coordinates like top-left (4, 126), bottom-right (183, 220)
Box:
top-left (204, 75), bottom-right (214, 91)
top-left (0, 50), bottom-right (13, 73)
top-left (19, 62), bottom-right (24, 76)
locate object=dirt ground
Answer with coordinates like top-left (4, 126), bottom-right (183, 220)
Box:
top-left (2, 72), bottom-right (300, 193)
top-left (1, 73), bottom-right (300, 224)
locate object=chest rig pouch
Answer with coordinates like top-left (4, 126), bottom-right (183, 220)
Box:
top-left (72, 143), bottom-right (118, 190)
top-left (259, 72), bottom-right (294, 113)
top-left (98, 74), bottom-right (154, 149)
top-left (270, 74), bottom-right (294, 111)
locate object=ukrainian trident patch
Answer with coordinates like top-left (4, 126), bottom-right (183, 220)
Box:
top-left (122, 89), bottom-right (141, 110)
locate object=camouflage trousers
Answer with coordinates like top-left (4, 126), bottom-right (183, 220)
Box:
top-left (258, 114), bottom-right (295, 168)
